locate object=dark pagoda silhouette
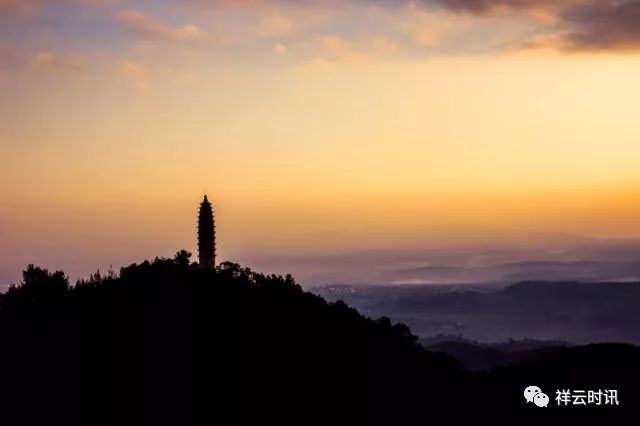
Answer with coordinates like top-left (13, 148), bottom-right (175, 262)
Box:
top-left (197, 194), bottom-right (216, 267)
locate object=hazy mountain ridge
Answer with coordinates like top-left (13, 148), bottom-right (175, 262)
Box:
top-left (422, 336), bottom-right (569, 371)
top-left (314, 280), bottom-right (640, 344)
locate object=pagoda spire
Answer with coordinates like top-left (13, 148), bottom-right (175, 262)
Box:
top-left (197, 194), bottom-right (216, 268)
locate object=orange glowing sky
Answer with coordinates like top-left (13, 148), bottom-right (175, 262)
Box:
top-left (2, 0), bottom-right (640, 286)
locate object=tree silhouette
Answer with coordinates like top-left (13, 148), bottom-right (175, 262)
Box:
top-left (174, 249), bottom-right (192, 267)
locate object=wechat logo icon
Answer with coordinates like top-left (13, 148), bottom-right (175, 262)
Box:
top-left (524, 385), bottom-right (549, 407)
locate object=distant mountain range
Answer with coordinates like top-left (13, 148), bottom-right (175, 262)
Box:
top-left (386, 259), bottom-right (640, 284)
top-left (314, 280), bottom-right (640, 344)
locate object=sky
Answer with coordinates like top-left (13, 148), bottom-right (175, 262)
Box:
top-left (2, 0), bottom-right (640, 287)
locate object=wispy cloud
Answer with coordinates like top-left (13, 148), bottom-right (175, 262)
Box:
top-left (272, 42), bottom-right (288, 55)
top-left (303, 35), bottom-right (371, 63)
top-left (117, 9), bottom-right (205, 41)
top-left (431, 0), bottom-right (581, 15)
top-left (295, 33), bottom-right (403, 71)
top-left (196, 0), bottom-right (640, 52)
top-left (1, 43), bottom-right (88, 80)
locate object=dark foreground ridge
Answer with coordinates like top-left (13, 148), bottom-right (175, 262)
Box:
top-left (1, 251), bottom-right (639, 424)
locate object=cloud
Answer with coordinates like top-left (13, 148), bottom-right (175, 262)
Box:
top-left (561, 1), bottom-right (640, 50)
top-left (306, 35), bottom-right (371, 63)
top-left (294, 35), bottom-right (373, 72)
top-left (520, 32), bottom-right (570, 51)
top-left (256, 15), bottom-right (294, 37)
top-left (1, 43), bottom-right (89, 80)
top-left (431, 0), bottom-right (580, 15)
top-left (182, 0), bottom-right (579, 14)
top-left (297, 33), bottom-right (403, 68)
top-left (517, 1), bottom-right (640, 51)
top-left (181, 1), bottom-right (579, 53)
top-left (429, 0), bottom-right (640, 51)
top-left (400, 7), bottom-right (477, 48)
top-left (0, 48), bottom-right (88, 87)
top-left (273, 42), bottom-right (288, 55)
top-left (117, 9), bottom-right (205, 41)
top-left (117, 61), bottom-right (147, 79)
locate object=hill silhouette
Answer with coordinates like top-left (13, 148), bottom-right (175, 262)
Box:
top-left (1, 251), bottom-right (639, 423)
top-left (0, 251), bottom-right (473, 425)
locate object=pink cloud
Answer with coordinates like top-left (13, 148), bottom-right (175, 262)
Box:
top-left (0, 42), bottom-right (90, 83)
top-left (273, 42), bottom-right (288, 55)
top-left (117, 9), bottom-right (205, 41)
